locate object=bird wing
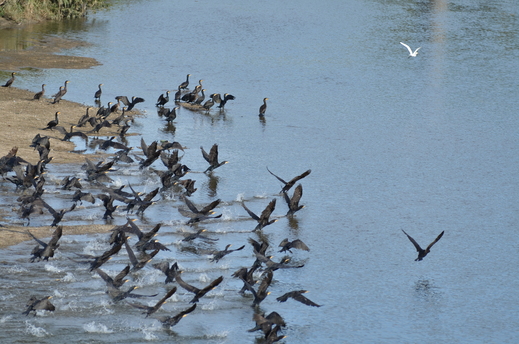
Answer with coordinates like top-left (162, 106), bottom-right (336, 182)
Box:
top-left (47, 226), bottom-right (63, 247)
top-left (200, 146), bottom-right (211, 164)
top-left (266, 311), bottom-right (286, 326)
top-left (26, 230), bottom-right (47, 248)
top-left (426, 231), bottom-right (444, 252)
top-left (291, 291), bottom-right (321, 307)
top-left (414, 47), bottom-right (422, 54)
top-left (144, 240), bottom-right (170, 251)
top-left (232, 245), bottom-right (246, 253)
top-left (200, 199), bottom-right (221, 215)
top-left (176, 303), bottom-right (197, 318)
top-left (181, 196), bottom-right (200, 214)
top-left (140, 138), bottom-right (149, 158)
top-left (132, 97), bottom-right (145, 105)
top-left (116, 96), bottom-right (130, 106)
top-left (114, 265), bottom-right (131, 284)
top-left (290, 184), bottom-right (304, 206)
top-left (400, 42), bottom-right (413, 54)
top-left (175, 273), bottom-right (200, 294)
top-left (153, 261), bottom-right (170, 274)
top-left (125, 219), bottom-right (144, 239)
top-left (124, 238), bottom-right (139, 268)
top-left (257, 270), bottom-right (273, 295)
top-left (291, 239), bottom-right (310, 251)
top-left (95, 268), bottom-right (115, 286)
top-left (37, 199), bottom-right (57, 217)
top-left (199, 275), bottom-right (224, 296)
top-left (402, 230), bottom-right (423, 252)
top-left (266, 166), bottom-right (288, 185)
top-left (259, 199), bottom-right (276, 221)
top-left (208, 144), bottom-right (218, 164)
top-left (126, 301), bottom-right (151, 311)
top-left (284, 170), bottom-right (311, 192)
top-left (153, 286), bottom-right (177, 310)
top-left (241, 202), bottom-right (260, 221)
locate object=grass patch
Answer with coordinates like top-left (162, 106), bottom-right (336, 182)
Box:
top-left (0, 0), bottom-right (108, 23)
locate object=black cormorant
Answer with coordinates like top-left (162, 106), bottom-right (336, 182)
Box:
top-left (33, 84), bottom-right (45, 100)
top-left (283, 183), bottom-right (305, 215)
top-left (94, 83), bottom-right (103, 101)
top-left (156, 91), bottom-right (170, 107)
top-left (178, 74), bottom-right (191, 90)
top-left (402, 230), bottom-right (444, 261)
top-left (259, 97), bottom-right (268, 116)
top-left (27, 226), bottom-right (62, 262)
top-left (155, 304), bottom-right (197, 328)
top-left (127, 287), bottom-right (177, 317)
top-left (241, 199), bottom-right (277, 231)
top-left (23, 296), bottom-right (55, 316)
top-left (175, 272), bottom-right (223, 303)
top-left (2, 72), bottom-right (16, 87)
top-left (266, 167), bottom-right (311, 193)
top-left (200, 143), bottom-right (228, 173)
top-left (276, 290), bottom-right (321, 307)
top-left (278, 238), bottom-right (310, 253)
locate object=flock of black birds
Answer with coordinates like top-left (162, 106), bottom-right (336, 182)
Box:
top-left (1, 71), bottom-right (445, 342)
top-left (0, 72), bottom-right (326, 343)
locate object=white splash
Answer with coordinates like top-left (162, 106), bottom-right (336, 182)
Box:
top-left (62, 272), bottom-right (77, 282)
top-left (44, 264), bottom-right (61, 273)
top-left (25, 321), bottom-right (51, 337)
top-left (0, 315), bottom-right (12, 323)
top-left (83, 321), bottom-right (113, 333)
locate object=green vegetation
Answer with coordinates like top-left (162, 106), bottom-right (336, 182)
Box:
top-left (0, 0), bottom-right (108, 23)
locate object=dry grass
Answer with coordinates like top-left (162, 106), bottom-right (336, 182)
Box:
top-left (0, 0), bottom-right (107, 23)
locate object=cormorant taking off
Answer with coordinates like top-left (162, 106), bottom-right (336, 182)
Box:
top-left (175, 272), bottom-right (223, 303)
top-left (127, 287), bottom-right (177, 317)
top-left (23, 296), bottom-right (55, 316)
top-left (155, 303), bottom-right (197, 328)
top-left (201, 144), bottom-right (228, 173)
top-left (283, 183), bottom-right (305, 215)
top-left (259, 97), bottom-right (268, 116)
top-left (266, 167), bottom-right (311, 193)
top-left (2, 72), bottom-right (16, 87)
top-left (402, 230), bottom-right (444, 261)
top-left (276, 290), bottom-right (321, 307)
top-left (241, 198), bottom-right (277, 231)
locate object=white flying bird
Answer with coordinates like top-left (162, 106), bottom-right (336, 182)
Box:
top-left (400, 42), bottom-right (421, 57)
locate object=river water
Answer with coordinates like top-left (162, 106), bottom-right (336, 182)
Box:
top-left (1, 0), bottom-right (518, 343)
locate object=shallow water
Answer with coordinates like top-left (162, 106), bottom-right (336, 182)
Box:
top-left (1, 0), bottom-right (519, 342)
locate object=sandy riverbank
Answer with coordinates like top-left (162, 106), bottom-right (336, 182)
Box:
top-left (0, 85), bottom-right (128, 248)
top-left (0, 32), bottom-right (129, 248)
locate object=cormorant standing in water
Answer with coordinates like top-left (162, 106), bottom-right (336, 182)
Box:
top-left (94, 83), bottom-right (103, 101)
top-left (259, 97), bottom-right (268, 116)
top-left (156, 91), bottom-right (170, 107)
top-left (178, 74), bottom-right (191, 90)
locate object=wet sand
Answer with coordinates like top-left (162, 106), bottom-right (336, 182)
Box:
top-left (0, 35), bottom-right (124, 248)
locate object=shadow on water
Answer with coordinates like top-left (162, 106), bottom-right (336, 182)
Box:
top-left (414, 278), bottom-right (442, 304)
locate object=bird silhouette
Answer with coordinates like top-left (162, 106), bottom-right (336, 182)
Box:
top-left (402, 230), bottom-right (444, 261)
